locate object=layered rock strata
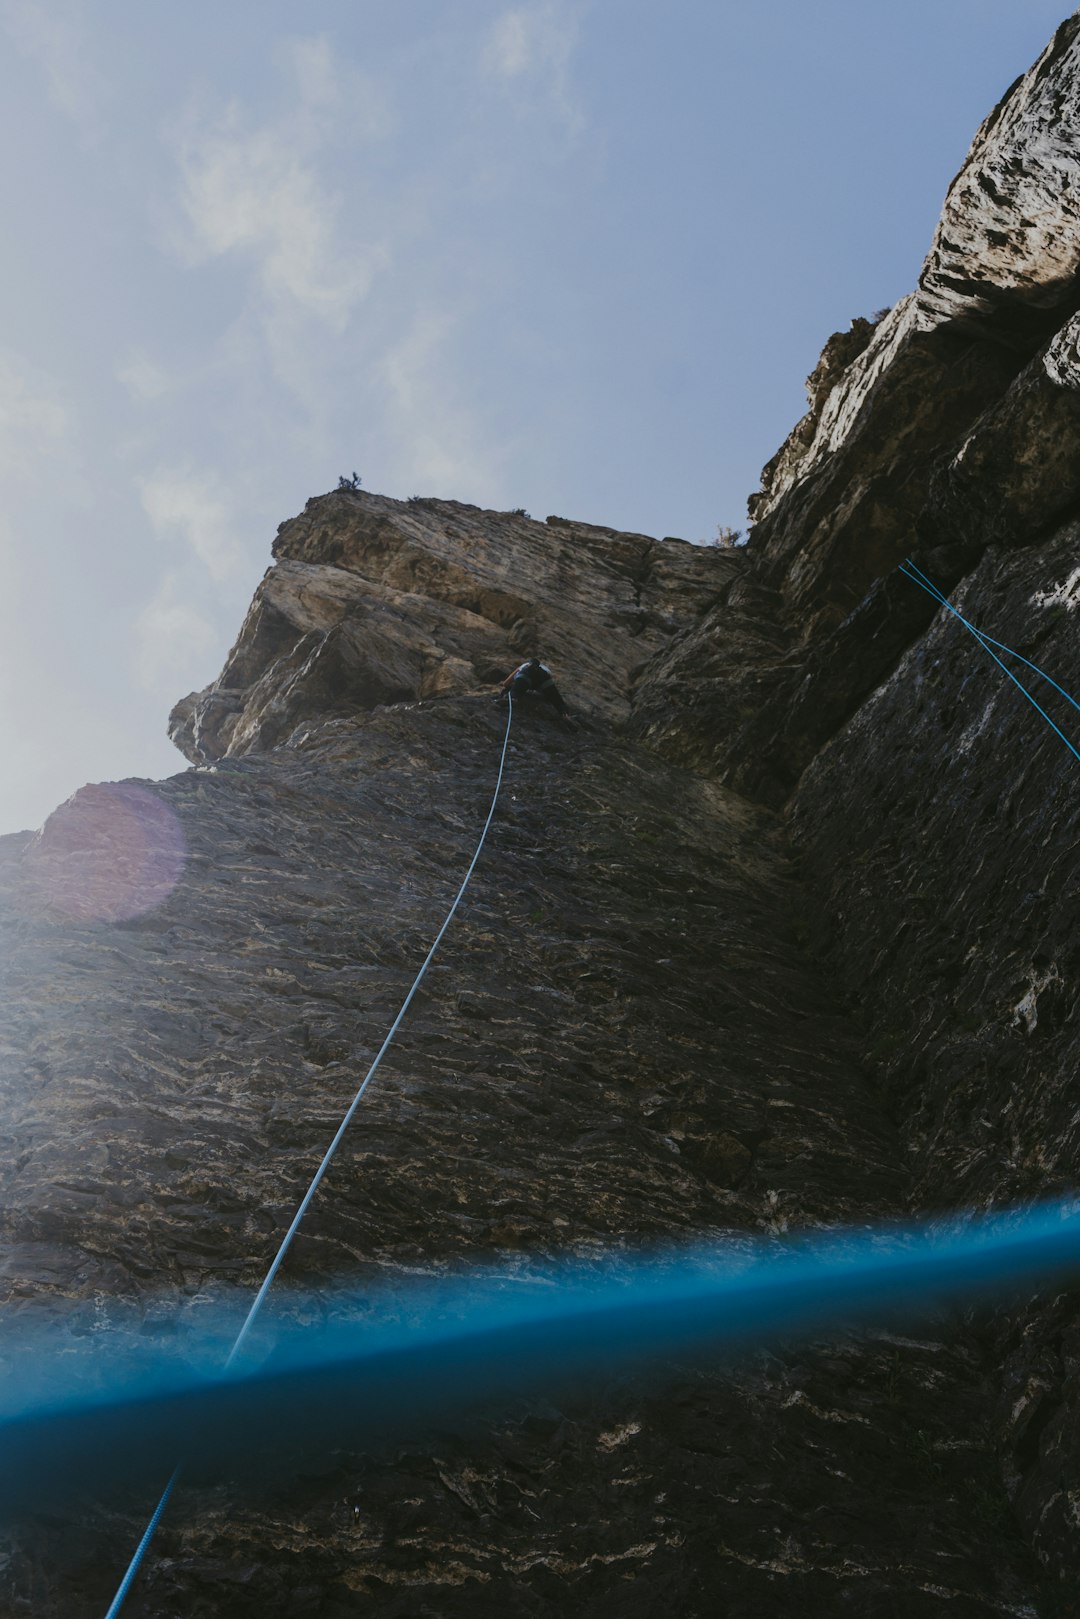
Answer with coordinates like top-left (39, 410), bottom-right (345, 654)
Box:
top-left (635, 14), bottom-right (1080, 806)
top-left (5, 11), bottom-right (1080, 1618)
top-left (713, 11), bottom-right (1080, 1603)
top-left (169, 499), bottom-right (729, 762)
top-left (0, 512), bottom-right (1040, 1615)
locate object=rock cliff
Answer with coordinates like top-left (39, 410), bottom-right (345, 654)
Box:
top-left (4, 13), bottom-right (1080, 1618)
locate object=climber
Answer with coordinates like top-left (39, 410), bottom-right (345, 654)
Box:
top-left (496, 657), bottom-right (572, 721)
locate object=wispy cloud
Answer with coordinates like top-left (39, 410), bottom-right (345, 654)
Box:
top-left (174, 121), bottom-right (376, 325)
top-left (138, 468), bottom-right (246, 583)
top-left (0, 0), bottom-right (107, 133)
top-left (0, 352), bottom-right (71, 481)
top-left (167, 36), bottom-right (392, 330)
top-left (116, 351), bottom-right (172, 403)
top-left (154, 25), bottom-right (568, 512)
top-left (379, 310), bottom-right (502, 495)
top-left (134, 573), bottom-right (218, 698)
top-left (481, 1), bottom-right (584, 140)
top-left (484, 7), bottom-right (546, 77)
top-left (282, 34), bottom-right (395, 142)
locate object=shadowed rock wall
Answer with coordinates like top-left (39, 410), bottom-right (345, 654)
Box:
top-left (685, 12), bottom-right (1080, 1607)
top-left (4, 528), bottom-right (1042, 1613)
top-left (5, 13), bottom-right (1080, 1619)
top-left (634, 14), bottom-right (1080, 809)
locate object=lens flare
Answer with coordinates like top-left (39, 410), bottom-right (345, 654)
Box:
top-left (25, 782), bottom-right (187, 922)
top-left (2, 1200), bottom-right (1080, 1509)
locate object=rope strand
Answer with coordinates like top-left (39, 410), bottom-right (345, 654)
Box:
top-left (899, 562), bottom-right (1080, 765)
top-left (901, 560), bottom-right (1080, 722)
top-left (102, 697), bottom-right (515, 1615)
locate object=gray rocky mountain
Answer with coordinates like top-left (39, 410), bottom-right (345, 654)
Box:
top-left (5, 13), bottom-right (1080, 1617)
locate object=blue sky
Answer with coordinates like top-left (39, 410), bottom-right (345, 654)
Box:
top-left (0, 1), bottom-right (1071, 832)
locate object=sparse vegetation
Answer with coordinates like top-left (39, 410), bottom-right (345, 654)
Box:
top-left (338, 471), bottom-right (362, 491)
top-left (709, 525), bottom-right (745, 548)
top-left (510, 507), bottom-right (530, 518)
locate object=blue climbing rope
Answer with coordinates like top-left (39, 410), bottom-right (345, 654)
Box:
top-left (103, 1466), bottom-right (181, 1619)
top-left (901, 560), bottom-right (1080, 722)
top-left (103, 696), bottom-right (515, 1616)
top-left (899, 560), bottom-right (1080, 766)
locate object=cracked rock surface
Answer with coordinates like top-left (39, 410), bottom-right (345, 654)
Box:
top-left (10, 11), bottom-right (1080, 1618)
top-left (169, 495), bottom-right (726, 762)
top-left (0, 605), bottom-right (1037, 1614)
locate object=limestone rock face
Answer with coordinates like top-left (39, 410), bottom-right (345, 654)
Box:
top-left (642, 13), bottom-right (1080, 808)
top-left (918, 16), bottom-right (1080, 325)
top-left (675, 8), bottom-right (1080, 1596)
top-left (0, 496), bottom-right (1043, 1614)
top-left (169, 495), bottom-right (727, 763)
top-left (9, 13), bottom-right (1080, 1618)
top-left (789, 530), bottom-right (1080, 1582)
top-left (751, 14), bottom-right (1080, 539)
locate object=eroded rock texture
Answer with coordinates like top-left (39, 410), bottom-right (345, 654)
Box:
top-left (6, 12), bottom-right (1080, 1619)
top-left (4, 536), bottom-right (1031, 1617)
top-left (169, 500), bottom-right (726, 761)
top-left (653, 13), bottom-right (1080, 809)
